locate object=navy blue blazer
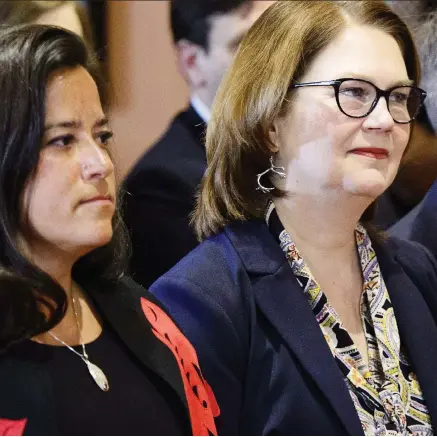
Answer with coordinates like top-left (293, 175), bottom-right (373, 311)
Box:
top-left (151, 220), bottom-right (437, 435)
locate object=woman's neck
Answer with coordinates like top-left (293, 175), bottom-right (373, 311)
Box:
top-left (273, 192), bottom-right (371, 260)
top-left (273, 192), bottom-right (371, 314)
top-left (27, 244), bottom-right (102, 346)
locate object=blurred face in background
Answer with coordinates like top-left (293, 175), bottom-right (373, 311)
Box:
top-left (387, 0), bottom-right (437, 131)
top-left (416, 14), bottom-right (437, 131)
top-left (34, 2), bottom-right (83, 37)
top-left (179, 0), bottom-right (275, 109)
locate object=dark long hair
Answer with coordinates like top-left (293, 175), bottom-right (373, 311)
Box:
top-left (0, 24), bottom-right (129, 352)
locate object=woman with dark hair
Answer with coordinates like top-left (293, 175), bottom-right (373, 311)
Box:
top-left (0, 24), bottom-right (218, 436)
top-left (152, 1), bottom-right (437, 435)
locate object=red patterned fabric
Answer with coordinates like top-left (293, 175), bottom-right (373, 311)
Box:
top-left (141, 298), bottom-right (219, 436)
top-left (0, 418), bottom-right (27, 436)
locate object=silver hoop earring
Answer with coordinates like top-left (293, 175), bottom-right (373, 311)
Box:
top-left (256, 156), bottom-right (286, 194)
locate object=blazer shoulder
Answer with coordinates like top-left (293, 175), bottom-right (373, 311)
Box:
top-left (151, 228), bottom-right (257, 333)
top-left (155, 219), bottom-right (286, 289)
top-left (385, 235), bottom-right (437, 267)
top-left (383, 235), bottom-right (437, 297)
top-left (384, 235), bottom-right (437, 327)
top-left (160, 230), bottom-right (247, 289)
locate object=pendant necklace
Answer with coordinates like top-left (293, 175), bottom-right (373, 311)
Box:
top-left (48, 292), bottom-right (109, 392)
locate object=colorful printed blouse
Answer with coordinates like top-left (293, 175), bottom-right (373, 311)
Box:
top-left (266, 204), bottom-right (433, 436)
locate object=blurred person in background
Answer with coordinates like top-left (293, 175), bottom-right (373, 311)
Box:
top-left (0, 0), bottom-right (95, 46)
top-left (375, 0), bottom-right (437, 231)
top-left (377, 1), bottom-right (437, 259)
top-left (0, 25), bottom-right (218, 436)
top-left (123, 0), bottom-right (274, 288)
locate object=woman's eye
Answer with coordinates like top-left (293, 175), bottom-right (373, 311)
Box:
top-left (47, 134), bottom-right (74, 148)
top-left (390, 92), bottom-right (408, 104)
top-left (98, 131), bottom-right (113, 147)
top-left (341, 87), bottom-right (368, 99)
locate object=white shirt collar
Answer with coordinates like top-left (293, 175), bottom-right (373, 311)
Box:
top-left (190, 94), bottom-right (211, 123)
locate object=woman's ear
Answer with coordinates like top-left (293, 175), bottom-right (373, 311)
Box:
top-left (267, 117), bottom-right (281, 154)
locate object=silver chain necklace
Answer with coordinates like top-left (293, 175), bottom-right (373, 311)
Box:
top-left (48, 293), bottom-right (109, 392)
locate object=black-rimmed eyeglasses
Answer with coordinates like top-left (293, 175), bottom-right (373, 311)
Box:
top-left (290, 78), bottom-right (427, 124)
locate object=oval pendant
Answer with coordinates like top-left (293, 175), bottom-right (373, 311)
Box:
top-left (86, 360), bottom-right (110, 391)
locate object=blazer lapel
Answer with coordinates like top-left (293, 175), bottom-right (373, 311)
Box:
top-left (253, 263), bottom-right (364, 436)
top-left (376, 246), bottom-right (437, 430)
top-left (86, 278), bottom-right (188, 412)
top-left (225, 221), bottom-right (363, 434)
top-left (226, 222), bottom-right (437, 434)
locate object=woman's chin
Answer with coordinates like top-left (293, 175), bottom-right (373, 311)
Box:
top-left (80, 226), bottom-right (114, 252)
top-left (342, 171), bottom-right (390, 199)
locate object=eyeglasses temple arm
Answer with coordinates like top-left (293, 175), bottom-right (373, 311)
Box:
top-left (291, 80), bottom-right (339, 89)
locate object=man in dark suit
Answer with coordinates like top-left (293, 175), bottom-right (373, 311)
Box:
top-left (123, 0), bottom-right (274, 288)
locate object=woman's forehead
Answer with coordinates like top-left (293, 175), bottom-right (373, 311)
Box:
top-left (302, 25), bottom-right (410, 88)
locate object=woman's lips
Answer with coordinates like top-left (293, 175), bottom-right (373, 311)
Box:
top-left (79, 195), bottom-right (113, 205)
top-left (349, 148), bottom-right (389, 160)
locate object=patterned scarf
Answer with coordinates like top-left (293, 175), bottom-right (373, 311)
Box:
top-left (267, 204), bottom-right (432, 435)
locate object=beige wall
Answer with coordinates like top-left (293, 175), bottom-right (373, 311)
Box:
top-left (107, 1), bottom-right (189, 181)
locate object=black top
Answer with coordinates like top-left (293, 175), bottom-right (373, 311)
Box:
top-left (0, 277), bottom-right (217, 436)
top-left (14, 326), bottom-right (188, 436)
top-left (123, 105), bottom-right (207, 288)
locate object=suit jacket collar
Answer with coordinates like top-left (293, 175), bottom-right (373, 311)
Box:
top-left (178, 105), bottom-right (206, 153)
top-left (224, 220), bottom-right (285, 275)
top-left (224, 220), bottom-right (437, 433)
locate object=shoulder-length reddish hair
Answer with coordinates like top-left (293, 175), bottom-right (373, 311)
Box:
top-left (193, 0), bottom-right (421, 240)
